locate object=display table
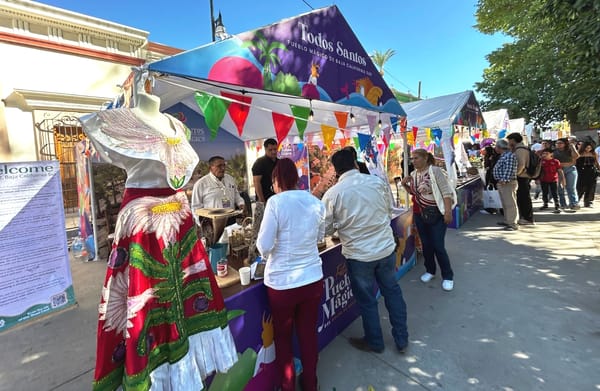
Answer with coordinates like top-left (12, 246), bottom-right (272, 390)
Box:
top-left (449, 176), bottom-right (483, 228)
top-left (209, 209), bottom-right (416, 389)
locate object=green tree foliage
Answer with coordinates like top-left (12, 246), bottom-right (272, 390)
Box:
top-left (475, 0), bottom-right (600, 127)
top-left (370, 49), bottom-right (396, 76)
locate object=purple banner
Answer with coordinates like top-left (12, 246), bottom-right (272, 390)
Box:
top-left (148, 6), bottom-right (404, 116)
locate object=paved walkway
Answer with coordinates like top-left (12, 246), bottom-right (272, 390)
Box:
top-left (1, 193), bottom-right (599, 391)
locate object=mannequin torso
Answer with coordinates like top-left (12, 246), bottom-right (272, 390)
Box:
top-left (130, 93), bottom-right (174, 135)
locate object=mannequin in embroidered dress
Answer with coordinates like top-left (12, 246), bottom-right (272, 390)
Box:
top-left (79, 93), bottom-right (238, 391)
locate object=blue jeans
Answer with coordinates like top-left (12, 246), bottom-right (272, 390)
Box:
top-left (558, 165), bottom-right (579, 207)
top-left (414, 213), bottom-right (454, 280)
top-left (346, 251), bottom-right (409, 351)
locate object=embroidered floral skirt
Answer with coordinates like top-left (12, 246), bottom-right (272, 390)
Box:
top-left (93, 188), bottom-right (237, 391)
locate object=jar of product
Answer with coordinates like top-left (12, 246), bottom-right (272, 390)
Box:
top-left (217, 258), bottom-right (228, 277)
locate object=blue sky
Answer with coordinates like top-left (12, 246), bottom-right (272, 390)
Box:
top-left (39, 0), bottom-right (510, 100)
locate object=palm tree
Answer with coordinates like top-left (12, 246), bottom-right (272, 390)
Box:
top-left (370, 49), bottom-right (396, 77)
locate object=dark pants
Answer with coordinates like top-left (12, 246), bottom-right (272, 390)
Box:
top-left (346, 251), bottom-right (409, 351)
top-left (516, 177), bottom-right (534, 221)
top-left (577, 170), bottom-right (597, 206)
top-left (414, 214), bottom-right (454, 280)
top-left (267, 279), bottom-right (323, 391)
top-left (541, 181), bottom-right (560, 209)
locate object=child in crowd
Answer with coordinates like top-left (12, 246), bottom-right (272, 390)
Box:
top-left (539, 148), bottom-right (565, 213)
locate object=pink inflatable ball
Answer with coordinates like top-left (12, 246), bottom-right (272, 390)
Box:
top-left (208, 57), bottom-right (263, 89)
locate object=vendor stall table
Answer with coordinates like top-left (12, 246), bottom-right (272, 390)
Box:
top-left (210, 210), bottom-right (416, 388)
top-left (449, 176), bottom-right (483, 228)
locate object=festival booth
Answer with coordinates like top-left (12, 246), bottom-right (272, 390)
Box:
top-left (400, 91), bottom-right (486, 228)
top-left (78, 6), bottom-right (416, 389)
top-left (482, 108), bottom-right (510, 140)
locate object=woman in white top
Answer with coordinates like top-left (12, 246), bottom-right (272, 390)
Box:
top-left (256, 158), bottom-right (325, 391)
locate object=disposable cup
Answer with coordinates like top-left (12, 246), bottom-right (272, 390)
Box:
top-left (239, 266), bottom-right (251, 285)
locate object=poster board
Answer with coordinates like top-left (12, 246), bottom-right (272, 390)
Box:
top-left (0, 161), bottom-right (76, 332)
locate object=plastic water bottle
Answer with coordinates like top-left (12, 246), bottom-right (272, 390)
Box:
top-left (71, 233), bottom-right (87, 262)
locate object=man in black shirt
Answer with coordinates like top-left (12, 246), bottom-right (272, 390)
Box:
top-left (252, 138), bottom-right (279, 202)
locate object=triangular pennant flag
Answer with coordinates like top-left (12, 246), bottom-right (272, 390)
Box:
top-left (221, 91), bottom-right (252, 137)
top-left (412, 126), bottom-right (419, 142)
top-left (366, 114), bottom-right (377, 135)
top-left (353, 136), bottom-right (360, 150)
top-left (321, 124), bottom-right (337, 150)
top-left (271, 112), bottom-right (295, 145)
top-left (334, 111), bottom-right (349, 131)
top-left (339, 137), bottom-right (349, 148)
top-left (391, 116), bottom-right (398, 132)
top-left (194, 91), bottom-right (230, 140)
top-left (290, 105), bottom-right (311, 140)
top-left (382, 126), bottom-right (391, 147)
top-left (358, 133), bottom-right (371, 152)
top-left (400, 116), bottom-right (407, 132)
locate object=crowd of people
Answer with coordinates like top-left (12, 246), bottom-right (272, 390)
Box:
top-left (482, 133), bottom-right (599, 231)
top-left (90, 91), bottom-right (597, 391)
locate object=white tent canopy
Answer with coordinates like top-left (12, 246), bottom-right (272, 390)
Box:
top-left (482, 109), bottom-right (510, 134)
top-left (401, 91), bottom-right (481, 131)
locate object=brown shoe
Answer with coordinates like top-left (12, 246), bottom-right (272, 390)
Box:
top-left (348, 337), bottom-right (384, 353)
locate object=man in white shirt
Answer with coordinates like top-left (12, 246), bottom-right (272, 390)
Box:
top-left (191, 156), bottom-right (245, 224)
top-left (321, 149), bottom-right (409, 354)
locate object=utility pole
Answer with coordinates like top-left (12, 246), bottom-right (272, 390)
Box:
top-left (209, 0), bottom-right (215, 42)
top-left (417, 81), bottom-right (421, 100)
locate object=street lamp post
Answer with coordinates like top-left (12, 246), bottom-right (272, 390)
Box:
top-left (209, 0), bottom-right (227, 41)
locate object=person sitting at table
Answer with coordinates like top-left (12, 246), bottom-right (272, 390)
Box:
top-left (191, 155), bottom-right (245, 224)
top-left (80, 91), bottom-right (237, 390)
top-left (256, 158), bottom-right (325, 391)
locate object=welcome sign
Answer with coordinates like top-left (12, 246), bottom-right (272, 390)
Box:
top-left (0, 161), bottom-right (75, 332)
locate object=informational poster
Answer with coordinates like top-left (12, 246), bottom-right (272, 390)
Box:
top-left (0, 161), bottom-right (76, 332)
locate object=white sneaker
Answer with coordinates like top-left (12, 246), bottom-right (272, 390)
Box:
top-left (442, 280), bottom-right (454, 291)
top-left (420, 272), bottom-right (435, 283)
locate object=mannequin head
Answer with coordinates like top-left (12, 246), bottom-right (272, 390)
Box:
top-left (135, 92), bottom-right (161, 114)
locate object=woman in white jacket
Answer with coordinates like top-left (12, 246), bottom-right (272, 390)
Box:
top-left (401, 149), bottom-right (457, 291)
top-left (256, 158), bottom-right (325, 391)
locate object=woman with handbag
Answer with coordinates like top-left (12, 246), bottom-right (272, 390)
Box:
top-left (401, 149), bottom-right (457, 291)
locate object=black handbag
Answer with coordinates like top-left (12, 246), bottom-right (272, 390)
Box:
top-left (420, 205), bottom-right (442, 224)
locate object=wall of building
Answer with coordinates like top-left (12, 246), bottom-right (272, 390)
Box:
top-left (0, 0), bottom-right (172, 162)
